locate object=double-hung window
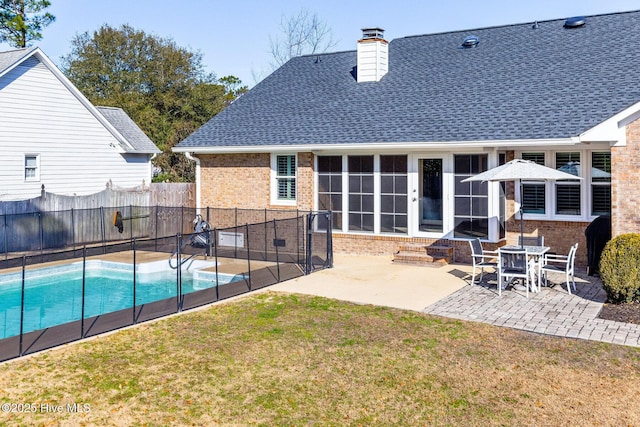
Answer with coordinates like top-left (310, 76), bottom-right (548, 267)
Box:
top-left (272, 154), bottom-right (296, 205)
top-left (519, 150), bottom-right (609, 219)
top-left (25, 154), bottom-right (40, 181)
top-left (521, 153), bottom-right (546, 214)
top-left (555, 152), bottom-right (581, 216)
top-left (591, 152), bottom-right (611, 216)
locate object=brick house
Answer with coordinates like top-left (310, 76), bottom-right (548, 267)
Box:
top-left (174, 11), bottom-right (640, 266)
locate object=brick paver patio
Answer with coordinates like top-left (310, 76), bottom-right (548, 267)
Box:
top-left (424, 271), bottom-right (640, 347)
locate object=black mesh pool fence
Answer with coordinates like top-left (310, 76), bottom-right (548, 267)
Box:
top-left (0, 212), bottom-right (333, 362)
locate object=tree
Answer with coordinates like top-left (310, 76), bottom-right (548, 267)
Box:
top-left (262, 8), bottom-right (336, 78)
top-left (61, 24), bottom-right (246, 182)
top-left (0, 0), bottom-right (54, 48)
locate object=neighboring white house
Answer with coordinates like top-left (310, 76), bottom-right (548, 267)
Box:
top-left (0, 47), bottom-right (161, 201)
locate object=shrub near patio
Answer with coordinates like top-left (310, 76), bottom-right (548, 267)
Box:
top-left (600, 233), bottom-right (640, 303)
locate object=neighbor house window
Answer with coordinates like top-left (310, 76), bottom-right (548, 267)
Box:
top-left (555, 152), bottom-right (581, 215)
top-left (317, 156), bottom-right (343, 230)
top-left (271, 154), bottom-right (296, 205)
top-left (380, 155), bottom-right (408, 234)
top-left (454, 154), bottom-right (489, 238)
top-left (591, 152), bottom-right (611, 216)
top-left (521, 152), bottom-right (546, 214)
top-left (25, 154), bottom-right (40, 181)
top-left (348, 155), bottom-right (374, 232)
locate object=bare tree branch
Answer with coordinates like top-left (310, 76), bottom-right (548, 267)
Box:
top-left (268, 8), bottom-right (337, 69)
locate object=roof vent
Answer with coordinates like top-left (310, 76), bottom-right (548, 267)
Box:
top-left (532, 21), bottom-right (540, 29)
top-left (564, 16), bottom-right (586, 28)
top-left (461, 35), bottom-right (479, 48)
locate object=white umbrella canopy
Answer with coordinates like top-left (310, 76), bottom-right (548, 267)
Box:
top-left (461, 159), bottom-right (582, 246)
top-left (463, 158), bottom-right (582, 182)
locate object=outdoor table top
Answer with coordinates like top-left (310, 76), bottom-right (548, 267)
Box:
top-left (499, 245), bottom-right (550, 256)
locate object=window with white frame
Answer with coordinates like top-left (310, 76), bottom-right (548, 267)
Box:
top-left (272, 154), bottom-right (296, 204)
top-left (453, 154), bottom-right (489, 238)
top-left (591, 152), bottom-right (611, 216)
top-left (317, 155), bottom-right (343, 230)
top-left (25, 154), bottom-right (40, 181)
top-left (555, 152), bottom-right (581, 216)
top-left (519, 150), bottom-right (609, 219)
top-left (521, 152), bottom-right (546, 214)
top-left (347, 155), bottom-right (374, 232)
top-left (380, 155), bottom-right (408, 234)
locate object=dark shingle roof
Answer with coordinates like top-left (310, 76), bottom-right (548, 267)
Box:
top-left (176, 10), bottom-right (640, 150)
top-left (97, 106), bottom-right (161, 154)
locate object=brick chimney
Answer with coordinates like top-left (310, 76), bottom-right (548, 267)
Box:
top-left (357, 28), bottom-right (388, 82)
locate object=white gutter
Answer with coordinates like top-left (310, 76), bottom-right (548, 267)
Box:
top-left (172, 137), bottom-right (581, 154)
top-left (184, 152), bottom-right (201, 212)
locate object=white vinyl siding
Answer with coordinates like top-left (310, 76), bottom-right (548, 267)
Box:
top-left (0, 56), bottom-right (152, 201)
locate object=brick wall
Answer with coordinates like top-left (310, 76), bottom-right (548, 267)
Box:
top-left (611, 117), bottom-right (640, 236)
top-left (199, 153), bottom-right (271, 209)
top-left (199, 152), bottom-right (315, 211)
top-left (198, 150), bottom-right (593, 268)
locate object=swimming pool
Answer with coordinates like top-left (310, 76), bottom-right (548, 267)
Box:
top-left (0, 260), bottom-right (245, 339)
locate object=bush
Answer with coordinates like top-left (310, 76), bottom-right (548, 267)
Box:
top-left (600, 233), bottom-right (640, 303)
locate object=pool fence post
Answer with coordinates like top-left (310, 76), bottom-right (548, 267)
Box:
top-left (245, 223), bottom-right (252, 290)
top-left (81, 246), bottom-right (86, 338)
top-left (100, 207), bottom-right (106, 253)
top-left (154, 205), bottom-right (159, 242)
top-left (234, 208), bottom-right (238, 258)
top-left (176, 233), bottom-right (182, 312)
top-left (19, 255), bottom-right (25, 356)
top-left (272, 219), bottom-right (281, 282)
top-left (38, 212), bottom-right (43, 256)
top-left (305, 212), bottom-right (312, 275)
top-left (129, 205), bottom-right (133, 241)
top-left (213, 228), bottom-right (219, 302)
top-left (71, 208), bottom-right (76, 250)
top-left (296, 210), bottom-right (300, 264)
top-left (264, 209), bottom-right (267, 261)
top-left (3, 214), bottom-right (7, 264)
top-left (326, 211), bottom-right (333, 268)
top-left (133, 239), bottom-right (137, 324)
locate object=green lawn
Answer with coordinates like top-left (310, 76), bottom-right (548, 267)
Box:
top-left (1, 292), bottom-right (639, 426)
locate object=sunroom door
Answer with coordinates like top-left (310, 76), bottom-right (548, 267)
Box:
top-left (418, 158), bottom-right (444, 233)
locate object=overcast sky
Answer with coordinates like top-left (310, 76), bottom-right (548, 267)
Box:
top-left (1, 0), bottom-right (637, 86)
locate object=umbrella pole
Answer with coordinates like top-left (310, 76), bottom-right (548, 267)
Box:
top-left (519, 180), bottom-right (524, 248)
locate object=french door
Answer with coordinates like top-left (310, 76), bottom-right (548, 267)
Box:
top-left (417, 158), bottom-right (444, 234)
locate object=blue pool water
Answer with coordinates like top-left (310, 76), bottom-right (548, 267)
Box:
top-left (0, 260), bottom-right (244, 339)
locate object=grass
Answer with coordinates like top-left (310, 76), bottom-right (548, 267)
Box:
top-left (1, 292), bottom-right (640, 426)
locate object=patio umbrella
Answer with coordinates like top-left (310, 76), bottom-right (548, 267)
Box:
top-left (558, 161), bottom-right (611, 179)
top-left (461, 159), bottom-right (582, 247)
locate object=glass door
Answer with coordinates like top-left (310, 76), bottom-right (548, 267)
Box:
top-left (419, 158), bottom-right (443, 232)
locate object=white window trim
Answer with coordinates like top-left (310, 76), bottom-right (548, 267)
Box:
top-left (24, 154), bottom-right (40, 182)
top-left (270, 153), bottom-right (297, 206)
top-left (516, 149), bottom-right (610, 222)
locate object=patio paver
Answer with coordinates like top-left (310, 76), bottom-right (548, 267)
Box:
top-left (424, 272), bottom-right (640, 347)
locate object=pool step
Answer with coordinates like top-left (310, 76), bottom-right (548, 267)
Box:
top-left (392, 244), bottom-right (454, 268)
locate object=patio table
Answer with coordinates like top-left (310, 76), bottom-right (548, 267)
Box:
top-left (499, 245), bottom-right (550, 292)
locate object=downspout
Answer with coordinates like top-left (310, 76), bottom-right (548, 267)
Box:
top-left (184, 152), bottom-right (201, 212)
